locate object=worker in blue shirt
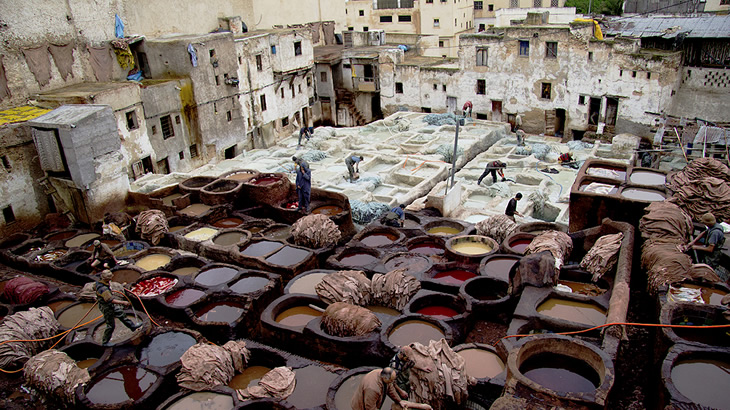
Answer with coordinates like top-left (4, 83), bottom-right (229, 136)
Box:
top-left (345, 155), bottom-right (363, 182)
top-left (382, 204), bottom-right (406, 227)
top-left (292, 156), bottom-right (311, 213)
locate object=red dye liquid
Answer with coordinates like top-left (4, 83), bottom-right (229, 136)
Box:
top-left (85, 366), bottom-right (157, 405)
top-left (409, 243), bottom-right (445, 255)
top-left (250, 176), bottom-right (279, 185)
top-left (212, 217), bottom-right (244, 228)
top-left (131, 276), bottom-right (177, 297)
top-left (339, 253), bottom-right (379, 266)
top-left (510, 239), bottom-right (533, 253)
top-left (416, 306), bottom-right (459, 320)
top-left (361, 233), bottom-right (397, 247)
top-left (165, 288), bottom-right (205, 307)
top-left (284, 201), bottom-right (299, 209)
top-left (433, 270), bottom-right (477, 285)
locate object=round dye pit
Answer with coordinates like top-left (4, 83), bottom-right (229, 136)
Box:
top-left (249, 176), bottom-right (280, 185)
top-left (228, 366), bottom-right (271, 390)
top-left (275, 306), bottom-right (323, 330)
top-left (464, 278), bottom-right (509, 301)
top-left (629, 170), bottom-right (666, 186)
top-left (669, 307), bottom-right (730, 347)
top-left (76, 358), bottom-right (99, 369)
top-left (384, 254), bottom-right (431, 277)
top-left (135, 254), bottom-right (172, 271)
top-left (360, 232), bottom-right (398, 247)
top-left (388, 320), bottom-right (446, 347)
top-left (114, 241), bottom-right (147, 258)
top-left (164, 392), bottom-right (234, 410)
top-left (458, 348), bottom-right (505, 379)
top-left (241, 241), bottom-right (283, 257)
top-left (213, 232), bottom-right (246, 246)
top-left (180, 203), bottom-right (212, 217)
top-left (165, 288), bottom-right (206, 307)
top-left (415, 306), bottom-right (459, 320)
top-left (47, 299), bottom-right (74, 313)
top-left (265, 246), bottom-right (310, 266)
top-left (171, 266), bottom-right (200, 276)
top-left (65, 233), bottom-right (100, 248)
top-left (184, 227), bottom-right (219, 241)
top-left (36, 248), bottom-right (68, 262)
top-left (334, 373), bottom-right (394, 410)
top-left (212, 217), bottom-right (244, 229)
top-left (229, 276), bottom-right (270, 294)
top-left (85, 366), bottom-right (158, 405)
top-left (130, 276), bottom-right (178, 297)
top-left (432, 269), bottom-right (477, 285)
top-left (427, 226), bottom-right (463, 235)
top-left (194, 267), bottom-right (238, 287)
top-left (287, 365), bottom-right (338, 409)
top-left (509, 239), bottom-right (533, 254)
top-left (519, 353), bottom-right (600, 393)
top-left (57, 303), bottom-right (103, 328)
top-left (537, 298), bottom-right (606, 327)
top-left (451, 241), bottom-right (492, 255)
top-left (288, 273), bottom-right (328, 295)
top-left (367, 305), bottom-right (401, 323)
top-left (482, 256), bottom-right (520, 282)
top-left (161, 193), bottom-right (182, 206)
top-left (338, 252), bottom-right (379, 266)
top-left (112, 269), bottom-right (141, 284)
top-left (670, 358), bottom-right (730, 409)
top-left (225, 171), bottom-right (256, 182)
top-left (195, 302), bottom-right (244, 324)
top-left (312, 205), bottom-right (343, 216)
top-left (620, 188), bottom-right (665, 202)
top-left (409, 243), bottom-right (445, 256)
top-left (139, 331), bottom-right (196, 368)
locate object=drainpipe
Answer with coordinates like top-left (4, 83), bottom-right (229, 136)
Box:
top-left (446, 116), bottom-right (464, 194)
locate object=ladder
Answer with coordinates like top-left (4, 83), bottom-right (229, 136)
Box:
top-left (37, 176), bottom-right (76, 224)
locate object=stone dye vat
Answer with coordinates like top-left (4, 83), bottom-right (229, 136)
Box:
top-left (200, 179), bottom-right (243, 206)
top-left (260, 295), bottom-right (329, 353)
top-left (329, 247), bottom-right (381, 270)
top-left (229, 365), bottom-right (271, 390)
top-left (130, 275), bottom-right (178, 298)
top-left (505, 335), bottom-right (614, 407)
top-left (629, 168), bottom-right (667, 186)
top-left (286, 365), bottom-right (341, 409)
top-left (585, 165), bottom-right (627, 181)
top-left (665, 282), bottom-right (729, 306)
top-left (221, 169), bottom-right (258, 182)
top-left (454, 343), bottom-right (507, 381)
top-left (445, 235), bottom-right (498, 262)
top-left (59, 342), bottom-right (110, 374)
top-left (193, 266), bottom-right (239, 287)
top-left (619, 187), bottom-right (666, 202)
top-left (405, 291), bottom-right (469, 342)
top-left (113, 241), bottom-right (148, 259)
top-left (56, 302), bottom-right (103, 329)
top-left (212, 231), bottom-right (248, 247)
top-left (285, 270), bottom-right (331, 296)
top-left (229, 275), bottom-right (271, 295)
top-left (382, 253), bottom-right (432, 279)
top-left (327, 368), bottom-right (395, 410)
top-left (164, 287), bottom-right (207, 308)
top-left (65, 232), bottom-right (100, 248)
top-left (159, 391), bottom-right (236, 410)
top-left (661, 302), bottom-right (730, 348)
top-left (536, 297), bottom-right (607, 327)
top-left (480, 254), bottom-right (521, 282)
top-left (502, 232), bottom-right (536, 255)
top-left (460, 276), bottom-right (512, 319)
top-left (424, 219), bottom-right (466, 236)
top-left (661, 346), bottom-right (730, 410)
top-left (382, 315), bottom-right (452, 351)
top-left (358, 230), bottom-right (401, 247)
top-left (78, 365), bottom-right (162, 408)
top-left (556, 268), bottom-right (609, 298)
top-left (517, 222), bottom-right (568, 236)
top-left (407, 236), bottom-right (447, 261)
top-left (427, 267), bottom-right (478, 287)
top-left (45, 229), bottom-right (79, 242)
top-left (184, 227), bottom-right (219, 242)
top-left (134, 252), bottom-right (172, 271)
top-left (89, 311), bottom-right (147, 345)
top-left (264, 245), bottom-right (311, 267)
top-left (261, 224), bottom-right (292, 241)
top-left (241, 173), bottom-right (290, 208)
top-left (239, 240), bottom-right (284, 258)
top-left (138, 330), bottom-right (198, 371)
top-left (180, 176), bottom-right (217, 196)
top-left (211, 216), bottom-right (245, 229)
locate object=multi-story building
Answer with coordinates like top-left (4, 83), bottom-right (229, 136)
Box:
top-left (473, 0), bottom-right (567, 31)
top-left (345, 0), bottom-right (475, 57)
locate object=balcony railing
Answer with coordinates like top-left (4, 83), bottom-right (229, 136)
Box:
top-left (354, 77), bottom-right (380, 92)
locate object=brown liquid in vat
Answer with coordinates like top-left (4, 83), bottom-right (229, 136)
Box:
top-left (265, 246), bottom-right (310, 266)
top-left (228, 366), bottom-right (271, 390)
top-left (537, 298), bottom-right (606, 326)
top-left (388, 320), bottom-right (445, 346)
top-left (275, 306), bottom-right (322, 329)
top-left (458, 348), bottom-right (505, 379)
top-left (85, 365), bottom-right (157, 404)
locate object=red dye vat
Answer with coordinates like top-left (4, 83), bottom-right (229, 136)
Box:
top-left (250, 176), bottom-right (279, 185)
top-left (433, 270), bottom-right (477, 285)
top-left (284, 201), bottom-right (299, 209)
top-left (339, 253), bottom-right (379, 266)
top-left (361, 233), bottom-right (397, 247)
top-left (131, 276), bottom-right (178, 297)
top-left (165, 288), bottom-right (205, 307)
top-left (415, 306), bottom-right (459, 320)
top-left (510, 239), bottom-right (533, 253)
top-left (409, 243), bottom-right (445, 255)
top-left (212, 217), bottom-right (244, 228)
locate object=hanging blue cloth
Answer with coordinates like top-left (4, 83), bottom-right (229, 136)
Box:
top-left (188, 44), bottom-right (198, 67)
top-left (115, 14), bottom-right (124, 38)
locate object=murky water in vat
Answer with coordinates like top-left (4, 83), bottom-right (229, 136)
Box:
top-left (483, 257), bottom-right (519, 281)
top-left (165, 392), bottom-right (234, 410)
top-left (171, 266), bottom-right (199, 276)
top-left (339, 253), bottom-right (378, 266)
top-left (65, 233), bottom-right (100, 248)
top-left (47, 300), bottom-right (74, 313)
top-left (621, 188), bottom-right (665, 202)
top-left (161, 193), bottom-right (182, 206)
top-left (629, 170), bottom-right (666, 186)
top-left (509, 239), bottom-right (533, 253)
top-left (361, 233), bottom-right (397, 247)
top-left (241, 241), bottom-right (283, 257)
top-left (458, 348), bottom-right (505, 379)
top-left (57, 303), bottom-right (103, 328)
top-left (230, 276), bottom-right (269, 294)
top-left (265, 246), bottom-right (310, 266)
top-left (366, 305), bottom-right (401, 322)
top-left (196, 302), bottom-right (244, 323)
top-left (165, 288), bottom-right (205, 307)
top-left (287, 365), bottom-right (338, 409)
top-left (180, 203), bottom-right (211, 217)
top-left (85, 365), bottom-right (157, 404)
top-left (213, 232), bottom-right (245, 246)
top-left (135, 254), bottom-right (171, 271)
top-left (537, 298), bottom-right (606, 326)
top-left (76, 358), bottom-right (99, 369)
top-left (288, 273), bottom-right (328, 295)
top-left (312, 205), bottom-right (343, 216)
top-left (228, 366), bottom-right (271, 390)
top-left (275, 306), bottom-right (322, 329)
top-left (388, 320), bottom-right (445, 347)
top-left (194, 267), bottom-right (238, 287)
top-left (139, 331), bottom-right (196, 367)
top-left (520, 353), bottom-right (600, 393)
top-left (212, 217), bottom-right (244, 228)
top-left (671, 359), bottom-right (730, 409)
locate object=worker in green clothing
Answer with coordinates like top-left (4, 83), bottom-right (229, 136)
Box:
top-left (96, 270), bottom-right (142, 346)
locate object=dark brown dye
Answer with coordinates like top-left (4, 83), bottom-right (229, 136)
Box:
top-left (466, 283), bottom-right (507, 301)
top-left (85, 366), bottom-right (157, 405)
top-left (671, 359), bottom-right (730, 409)
top-left (415, 306), bottom-right (459, 320)
top-left (366, 305), bottom-right (401, 322)
top-left (76, 358), bottom-right (99, 369)
top-left (213, 232), bottom-right (245, 246)
top-left (409, 243), bottom-right (445, 255)
top-left (520, 353), bottom-right (600, 393)
top-left (266, 246), bottom-right (310, 266)
top-left (388, 320), bottom-right (445, 347)
top-left (139, 332), bottom-right (196, 367)
top-left (57, 303), bottom-right (103, 328)
top-left (65, 233), bottom-right (99, 248)
top-left (165, 288), bottom-right (206, 307)
top-left (228, 366), bottom-right (271, 390)
top-left (433, 270), bottom-right (476, 285)
top-left (62, 260), bottom-right (86, 272)
top-left (229, 276), bottom-right (270, 294)
top-left (287, 365), bottom-right (338, 409)
top-left (361, 232), bottom-right (397, 247)
top-left (557, 280), bottom-right (606, 296)
top-left (629, 170), bottom-right (666, 186)
top-left (212, 217), bottom-right (244, 228)
top-left (275, 306), bottom-right (322, 329)
top-left (312, 205), bottom-right (343, 216)
top-left (509, 239), bottom-right (533, 254)
top-left (194, 267), bottom-right (238, 287)
top-left (195, 302), bottom-right (244, 323)
top-left (339, 253), bottom-right (378, 266)
top-left (47, 231), bottom-right (76, 241)
top-left (621, 188), bottom-right (665, 202)
top-left (250, 176), bottom-right (279, 185)
top-left (673, 316), bottom-right (730, 346)
top-left (241, 241), bottom-right (283, 257)
top-left (112, 269), bottom-right (141, 284)
top-left (586, 166), bottom-right (626, 181)
top-left (289, 273), bottom-right (328, 295)
top-left (47, 300), bottom-right (74, 313)
top-left (483, 257), bottom-right (519, 281)
top-left (384, 255), bottom-right (429, 276)
top-left (166, 392), bottom-right (234, 409)
top-left (247, 226), bottom-right (265, 234)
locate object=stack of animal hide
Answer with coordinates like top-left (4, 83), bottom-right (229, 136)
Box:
top-left (291, 214), bottom-right (342, 248)
top-left (320, 302), bottom-right (381, 337)
top-left (177, 341), bottom-right (250, 390)
top-left (135, 210), bottom-right (168, 245)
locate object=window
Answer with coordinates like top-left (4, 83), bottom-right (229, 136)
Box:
top-left (294, 41), bottom-right (302, 56)
top-left (545, 42), bottom-right (557, 58)
top-left (477, 79), bottom-right (486, 94)
top-left (722, 0), bottom-right (730, 4)
top-left (519, 40), bottom-right (529, 56)
top-left (3, 205), bottom-right (15, 224)
top-left (620, 69), bottom-right (623, 76)
top-left (281, 88), bottom-right (284, 98)
top-left (175, 115), bottom-right (181, 124)
top-left (291, 84), bottom-right (295, 98)
top-left (441, 0), bottom-right (447, 2)
top-left (434, 19), bottom-right (440, 27)
top-left (179, 151), bottom-right (185, 160)
top-left (510, 0), bottom-right (518, 7)
top-left (260, 95), bottom-right (267, 111)
top-left (126, 111), bottom-right (138, 130)
top-left (215, 75), bottom-right (220, 86)
top-left (256, 55), bottom-right (262, 71)
top-left (476, 113), bottom-right (488, 120)
top-left (488, 4), bottom-right (494, 11)
top-left (190, 144), bottom-right (198, 158)
top-left (380, 16), bottom-right (393, 22)
top-left (321, 71), bottom-right (327, 82)
top-left (534, 0), bottom-right (541, 7)
top-left (298, 84), bottom-right (302, 93)
top-left (647, 72), bottom-right (652, 79)
top-left (227, 111), bottom-right (232, 122)
top-left (281, 117), bottom-right (289, 127)
top-left (271, 45), bottom-right (276, 54)
top-left (399, 15), bottom-right (412, 22)
top-left (348, 27), bottom-right (354, 31)
top-left (455, 19), bottom-right (457, 26)
top-left (479, 23), bottom-right (486, 31)
top-left (433, 84), bottom-right (438, 90)
top-left (224, 146), bottom-right (236, 159)
top-left (476, 48), bottom-right (488, 66)
top-left (578, 95), bottom-right (585, 105)
top-left (363, 27), bottom-right (369, 31)
top-left (157, 157), bottom-right (169, 174)
top-left (588, 51), bottom-right (593, 61)
top-left (632, 71), bottom-right (637, 78)
top-left (307, 76), bottom-right (312, 87)
top-left (395, 82), bottom-right (403, 94)
top-left (160, 115), bottom-right (174, 139)
top-left (426, 0), bottom-right (433, 3)
top-left (421, 107), bottom-right (432, 113)
top-left (439, 41), bottom-right (444, 47)
top-left (541, 82), bottom-right (551, 99)
top-left (1, 156), bottom-right (10, 172)
top-left (151, 125), bottom-right (157, 135)
top-left (475, 1), bottom-right (483, 9)
top-left (551, 0), bottom-right (558, 5)
top-left (359, 9), bottom-right (364, 16)
top-left (442, 85), bottom-right (446, 92)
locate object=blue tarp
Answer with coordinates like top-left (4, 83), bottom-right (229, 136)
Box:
top-left (115, 14), bottom-right (124, 38)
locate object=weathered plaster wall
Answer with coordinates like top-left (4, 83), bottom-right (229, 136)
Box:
top-left (668, 67), bottom-right (730, 123)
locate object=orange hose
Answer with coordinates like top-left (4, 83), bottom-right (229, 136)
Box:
top-left (120, 289), bottom-right (162, 328)
top-left (493, 321), bottom-right (730, 346)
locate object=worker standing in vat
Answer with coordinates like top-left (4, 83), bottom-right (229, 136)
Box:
top-left (462, 101), bottom-right (472, 118)
top-left (96, 270), bottom-right (141, 346)
top-left (89, 239), bottom-right (118, 271)
top-left (345, 155), bottom-right (364, 182)
top-left (382, 204), bottom-right (406, 227)
top-left (683, 212), bottom-right (727, 280)
top-left (505, 193), bottom-right (523, 222)
top-left (477, 160), bottom-right (507, 185)
top-left (351, 367), bottom-right (408, 410)
top-left (292, 156), bottom-right (311, 213)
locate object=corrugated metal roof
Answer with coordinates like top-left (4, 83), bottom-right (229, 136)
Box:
top-left (603, 15), bottom-right (730, 39)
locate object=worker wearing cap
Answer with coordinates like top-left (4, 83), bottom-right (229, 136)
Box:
top-left (96, 270), bottom-right (142, 346)
top-left (292, 156), bottom-right (311, 213)
top-left (685, 212), bottom-right (726, 276)
top-left (89, 240), bottom-right (118, 271)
